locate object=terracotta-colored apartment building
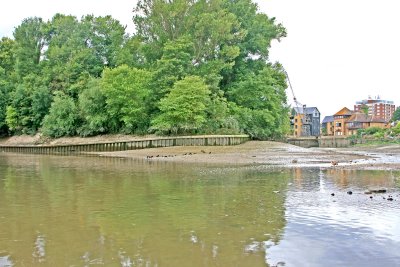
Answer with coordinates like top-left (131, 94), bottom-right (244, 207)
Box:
top-left (322, 107), bottom-right (390, 136)
top-left (333, 107), bottom-right (353, 136)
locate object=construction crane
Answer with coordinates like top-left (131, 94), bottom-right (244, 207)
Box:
top-left (283, 70), bottom-right (311, 136)
top-left (283, 70), bottom-right (302, 110)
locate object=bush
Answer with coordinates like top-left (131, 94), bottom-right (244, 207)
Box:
top-left (392, 122), bottom-right (400, 135)
top-left (42, 93), bottom-right (79, 137)
top-left (77, 79), bottom-right (109, 137)
top-left (364, 127), bottom-right (383, 135)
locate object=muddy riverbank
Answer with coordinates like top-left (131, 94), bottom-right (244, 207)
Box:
top-left (94, 141), bottom-right (400, 170)
top-left (2, 135), bottom-right (399, 170)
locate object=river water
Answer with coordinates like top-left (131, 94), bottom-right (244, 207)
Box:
top-left (0, 153), bottom-right (399, 267)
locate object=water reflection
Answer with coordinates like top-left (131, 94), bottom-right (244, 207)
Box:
top-left (267, 168), bottom-right (400, 267)
top-left (32, 234), bottom-right (46, 263)
top-left (0, 153), bottom-right (288, 266)
top-left (1, 154), bottom-right (400, 266)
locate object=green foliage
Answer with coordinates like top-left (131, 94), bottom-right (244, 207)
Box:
top-left (5, 106), bottom-right (18, 132)
top-left (13, 17), bottom-right (46, 80)
top-left (5, 75), bottom-right (51, 134)
top-left (151, 76), bottom-right (211, 134)
top-left (0, 68), bottom-right (10, 133)
top-left (101, 65), bottom-right (153, 133)
top-left (227, 65), bottom-right (290, 139)
top-left (42, 93), bottom-right (79, 137)
top-left (391, 122), bottom-right (400, 135)
top-left (77, 78), bottom-right (109, 136)
top-left (393, 107), bottom-right (400, 122)
top-left (0, 37), bottom-right (15, 76)
top-left (2, 1), bottom-right (289, 139)
top-left (364, 127), bottom-right (384, 135)
top-left (321, 127), bottom-right (327, 136)
top-left (361, 105), bottom-right (369, 115)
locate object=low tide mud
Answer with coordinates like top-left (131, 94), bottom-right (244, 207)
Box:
top-left (94, 141), bottom-right (400, 170)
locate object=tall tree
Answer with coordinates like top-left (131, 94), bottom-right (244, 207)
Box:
top-left (101, 65), bottom-right (153, 133)
top-left (43, 14), bottom-right (101, 93)
top-left (13, 17), bottom-right (46, 80)
top-left (228, 64), bottom-right (289, 139)
top-left (0, 37), bottom-right (16, 76)
top-left (82, 15), bottom-right (126, 68)
top-left (78, 78), bottom-right (109, 136)
top-left (5, 74), bottom-right (51, 134)
top-left (151, 76), bottom-right (211, 134)
top-left (0, 67), bottom-right (10, 134)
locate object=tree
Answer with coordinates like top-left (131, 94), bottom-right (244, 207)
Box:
top-left (77, 78), bottom-right (109, 136)
top-left (150, 36), bottom-right (194, 102)
top-left (2, 1), bottom-right (289, 139)
top-left (392, 107), bottom-right (400, 121)
top-left (5, 74), bottom-right (51, 134)
top-left (43, 14), bottom-right (103, 93)
top-left (134, 0), bottom-right (288, 139)
top-left (227, 64), bottom-right (289, 139)
top-left (151, 76), bottom-right (211, 134)
top-left (361, 104), bottom-right (369, 115)
top-left (0, 37), bottom-right (15, 76)
top-left (13, 17), bottom-right (46, 80)
top-left (0, 67), bottom-right (10, 134)
top-left (101, 65), bottom-right (153, 133)
top-left (42, 93), bottom-right (79, 137)
top-left (81, 15), bottom-right (126, 68)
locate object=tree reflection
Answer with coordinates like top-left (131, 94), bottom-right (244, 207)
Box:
top-left (0, 154), bottom-right (289, 267)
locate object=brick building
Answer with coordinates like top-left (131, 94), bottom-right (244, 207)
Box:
top-left (354, 96), bottom-right (395, 122)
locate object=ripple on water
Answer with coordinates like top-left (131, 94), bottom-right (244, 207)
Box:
top-left (266, 170), bottom-right (400, 267)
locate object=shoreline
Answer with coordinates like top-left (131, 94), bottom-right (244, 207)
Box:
top-left (92, 141), bottom-right (400, 171)
top-left (1, 134), bottom-right (400, 170)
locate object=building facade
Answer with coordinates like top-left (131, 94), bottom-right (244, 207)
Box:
top-left (321, 115), bottom-right (334, 136)
top-left (354, 96), bottom-right (396, 122)
top-left (291, 106), bottom-right (320, 137)
top-left (333, 107), bottom-right (353, 136)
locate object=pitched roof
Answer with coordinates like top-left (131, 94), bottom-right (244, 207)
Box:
top-left (293, 107), bottom-right (320, 115)
top-left (334, 107), bottom-right (353, 116)
top-left (347, 113), bottom-right (370, 123)
top-left (322, 115), bottom-right (334, 123)
top-left (369, 115), bottom-right (387, 123)
top-left (347, 112), bottom-right (388, 123)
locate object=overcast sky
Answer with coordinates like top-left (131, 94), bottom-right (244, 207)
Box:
top-left (1, 0), bottom-right (399, 118)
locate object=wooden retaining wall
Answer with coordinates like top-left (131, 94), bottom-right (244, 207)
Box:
top-left (0, 135), bottom-right (249, 155)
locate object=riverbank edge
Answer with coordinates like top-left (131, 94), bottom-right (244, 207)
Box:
top-left (1, 135), bottom-right (400, 171)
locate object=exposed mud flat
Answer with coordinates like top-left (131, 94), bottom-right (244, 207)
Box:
top-left (2, 135), bottom-right (399, 170)
top-left (93, 141), bottom-right (400, 170)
